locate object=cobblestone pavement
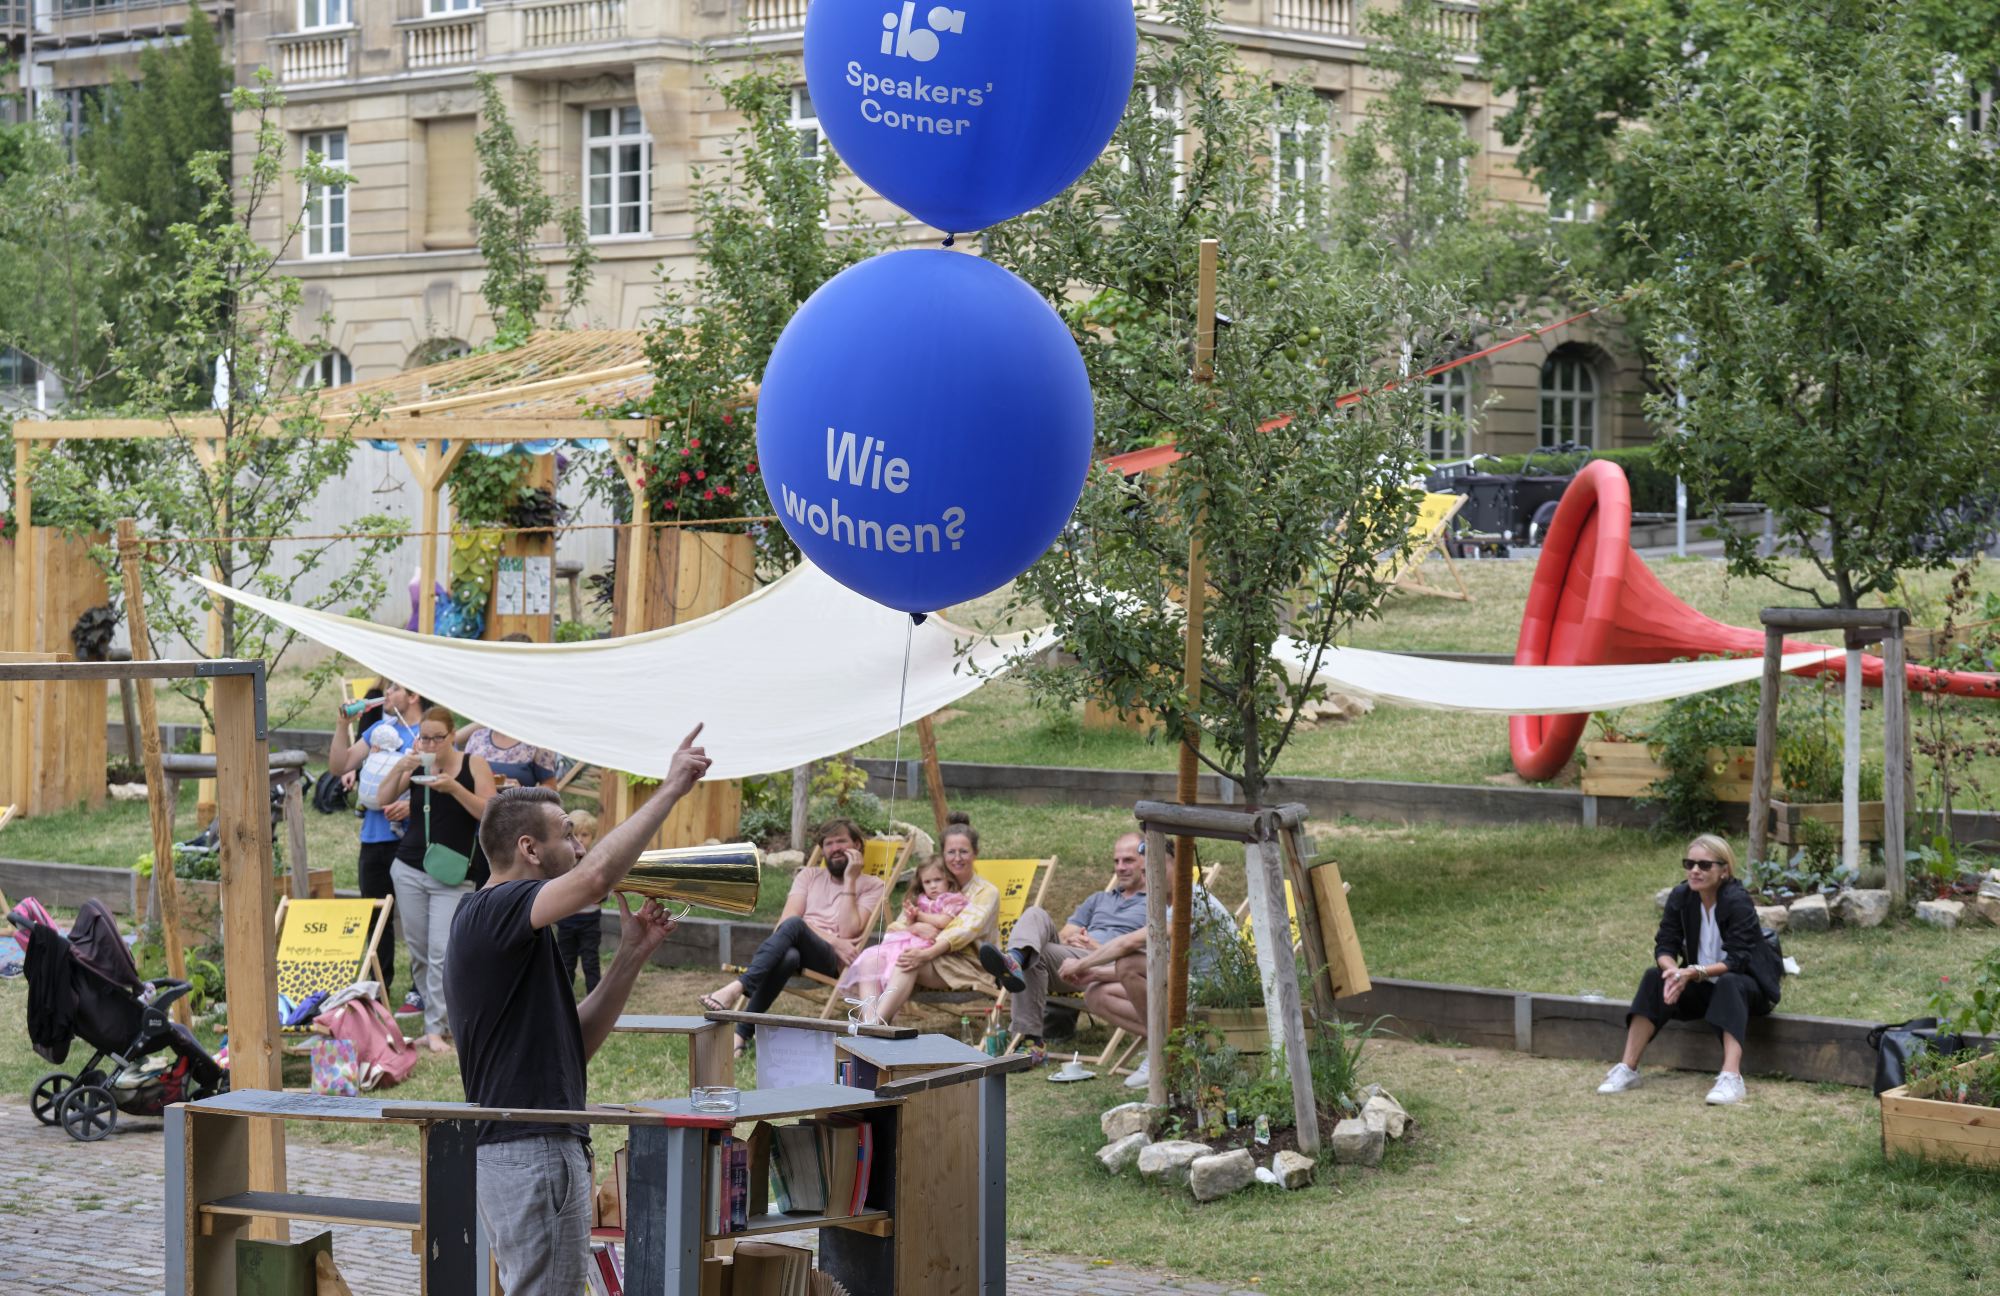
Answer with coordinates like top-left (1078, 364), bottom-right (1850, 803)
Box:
top-left (3, 1102), bottom-right (1259, 1295)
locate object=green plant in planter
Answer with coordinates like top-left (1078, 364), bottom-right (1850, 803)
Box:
top-left (1927, 945), bottom-right (2000, 1042)
top-left (448, 531), bottom-right (505, 610)
top-left (1643, 674), bottom-right (1760, 834)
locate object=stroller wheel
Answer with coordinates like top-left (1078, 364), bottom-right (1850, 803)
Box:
top-left (30, 1072), bottom-right (74, 1126)
top-left (58, 1084), bottom-right (117, 1142)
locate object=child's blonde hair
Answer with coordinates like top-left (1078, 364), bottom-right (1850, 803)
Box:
top-left (570, 808), bottom-right (599, 842)
top-left (916, 857), bottom-right (960, 890)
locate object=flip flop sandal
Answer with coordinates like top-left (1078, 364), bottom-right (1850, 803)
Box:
top-left (698, 993), bottom-right (726, 1013)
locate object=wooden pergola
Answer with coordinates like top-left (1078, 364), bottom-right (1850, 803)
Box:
top-left (8, 333), bottom-right (663, 804)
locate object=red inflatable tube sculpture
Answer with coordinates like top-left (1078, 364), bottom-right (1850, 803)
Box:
top-left (1509, 460), bottom-right (2000, 782)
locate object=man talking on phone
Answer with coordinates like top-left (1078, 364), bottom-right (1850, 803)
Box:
top-left (696, 817), bottom-right (885, 1054)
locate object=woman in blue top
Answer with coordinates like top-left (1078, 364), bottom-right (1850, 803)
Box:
top-left (331, 681), bottom-right (430, 999)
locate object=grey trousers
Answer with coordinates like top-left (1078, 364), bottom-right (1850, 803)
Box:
top-left (477, 1135), bottom-right (594, 1296)
top-left (390, 860), bottom-right (471, 1038)
top-left (1003, 906), bottom-right (1091, 1039)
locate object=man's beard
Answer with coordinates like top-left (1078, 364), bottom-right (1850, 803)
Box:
top-left (825, 855), bottom-right (848, 880)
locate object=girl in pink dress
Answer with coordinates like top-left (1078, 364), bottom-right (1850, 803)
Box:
top-left (840, 858), bottom-right (967, 1012)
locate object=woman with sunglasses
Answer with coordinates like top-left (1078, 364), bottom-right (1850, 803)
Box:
top-left (1597, 834), bottom-right (1782, 1105)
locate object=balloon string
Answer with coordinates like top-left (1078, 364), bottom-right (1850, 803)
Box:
top-left (887, 615), bottom-right (916, 836)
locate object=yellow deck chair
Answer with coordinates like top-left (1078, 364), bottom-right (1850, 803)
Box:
top-left (778, 833), bottom-right (915, 1018)
top-left (1233, 878), bottom-right (1303, 951)
top-left (273, 896), bottom-right (394, 1037)
top-left (1381, 491), bottom-right (1472, 601)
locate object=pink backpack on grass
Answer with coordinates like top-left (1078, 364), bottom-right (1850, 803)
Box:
top-left (312, 996), bottom-right (419, 1090)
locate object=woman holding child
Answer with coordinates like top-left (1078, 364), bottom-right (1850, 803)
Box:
top-left (1597, 834), bottom-right (1782, 1105)
top-left (863, 812), bottom-right (999, 1025)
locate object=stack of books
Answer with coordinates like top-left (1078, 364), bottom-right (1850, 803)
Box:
top-left (585, 1241), bottom-right (624, 1295)
top-left (705, 1132), bottom-right (752, 1236)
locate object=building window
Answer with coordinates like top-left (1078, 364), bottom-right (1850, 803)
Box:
top-left (790, 86), bottom-right (821, 159)
top-left (409, 338), bottom-right (471, 368)
top-left (585, 105), bottom-right (652, 239)
top-left (302, 350), bottom-right (353, 390)
top-left (426, 0), bottom-right (478, 11)
top-left (1121, 85), bottom-right (1184, 199)
top-left (1549, 192), bottom-right (1598, 223)
top-left (298, 0), bottom-right (350, 29)
top-left (0, 346), bottom-right (38, 389)
top-left (1426, 364), bottom-right (1472, 459)
top-left (1433, 105), bottom-right (1474, 197)
top-left (42, 86), bottom-right (106, 158)
top-left (1539, 351), bottom-right (1597, 448)
top-left (1272, 94), bottom-right (1334, 225)
top-left (301, 130), bottom-right (349, 259)
top-left (422, 116), bottom-right (477, 249)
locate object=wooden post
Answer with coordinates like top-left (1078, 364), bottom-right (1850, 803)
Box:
top-left (117, 520), bottom-right (192, 1027)
top-left (399, 437), bottom-right (470, 637)
top-left (1277, 824), bottom-right (1340, 1024)
top-left (213, 669), bottom-right (286, 1236)
top-left (281, 773), bottom-right (311, 900)
top-left (191, 435), bottom-right (226, 826)
top-left (915, 714), bottom-right (950, 839)
top-left (1143, 828), bottom-right (1169, 1110)
top-left (1747, 625), bottom-right (1784, 872)
top-left (1841, 637), bottom-right (1864, 879)
top-left (1170, 237), bottom-right (1220, 1033)
top-left (1250, 835), bottom-right (1320, 1158)
top-left (1881, 615), bottom-right (1908, 906)
top-left (10, 440), bottom-right (33, 815)
top-left (790, 762), bottom-right (812, 852)
top-left (605, 424), bottom-right (656, 835)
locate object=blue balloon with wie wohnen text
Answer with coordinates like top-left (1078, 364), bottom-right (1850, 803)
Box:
top-left (804, 0), bottom-right (1137, 233)
top-left (756, 250), bottom-right (1095, 614)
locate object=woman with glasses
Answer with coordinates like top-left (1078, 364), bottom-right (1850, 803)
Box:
top-left (376, 706), bottom-right (497, 1053)
top-left (1597, 834), bottom-right (1782, 1105)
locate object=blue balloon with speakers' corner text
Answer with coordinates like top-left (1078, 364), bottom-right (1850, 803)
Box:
top-left (757, 250), bottom-right (1094, 614)
top-left (803, 0), bottom-right (1137, 234)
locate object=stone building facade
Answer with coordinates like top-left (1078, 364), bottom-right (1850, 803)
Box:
top-left (15, 0), bottom-right (1659, 455)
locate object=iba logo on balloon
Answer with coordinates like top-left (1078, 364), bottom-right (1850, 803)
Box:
top-left (757, 0), bottom-right (1137, 616)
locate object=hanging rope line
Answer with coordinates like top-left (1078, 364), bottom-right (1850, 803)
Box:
top-left (129, 515), bottom-right (779, 548)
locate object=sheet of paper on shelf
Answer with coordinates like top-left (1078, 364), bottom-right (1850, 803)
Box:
top-left (756, 1025), bottom-right (834, 1091)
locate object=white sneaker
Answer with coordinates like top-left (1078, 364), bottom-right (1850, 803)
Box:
top-left (1123, 1060), bottom-right (1151, 1090)
top-left (1596, 1063), bottom-right (1643, 1093)
top-left (1704, 1072), bottom-right (1746, 1105)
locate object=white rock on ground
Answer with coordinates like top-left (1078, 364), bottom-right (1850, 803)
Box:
top-left (1360, 1094), bottom-right (1410, 1140)
top-left (1754, 905), bottom-right (1789, 932)
top-left (765, 849), bottom-right (806, 868)
top-left (1830, 889), bottom-right (1891, 929)
top-left (1136, 1140), bottom-right (1212, 1186)
top-left (1972, 880), bottom-right (2000, 927)
top-left (1099, 1102), bottom-right (1162, 1141)
top-left (1272, 1149), bottom-right (1316, 1190)
top-left (1096, 1132), bottom-right (1151, 1174)
top-left (888, 820), bottom-right (936, 865)
top-left (1188, 1149), bottom-right (1257, 1202)
top-left (1786, 893), bottom-right (1831, 932)
top-left (1915, 898), bottom-right (1965, 930)
top-left (1329, 1119), bottom-right (1385, 1167)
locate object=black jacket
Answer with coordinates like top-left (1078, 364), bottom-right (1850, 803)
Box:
top-left (1653, 878), bottom-right (1781, 1009)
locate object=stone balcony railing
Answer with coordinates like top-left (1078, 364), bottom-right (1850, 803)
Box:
top-left (743, 0), bottom-right (805, 32)
top-left (399, 8), bottom-right (481, 69)
top-left (735, 0), bottom-right (1474, 48)
top-left (519, 0), bottom-right (624, 48)
top-left (271, 26), bottom-right (353, 83)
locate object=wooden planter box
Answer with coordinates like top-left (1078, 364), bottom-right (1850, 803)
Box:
top-left (0, 529), bottom-right (109, 818)
top-left (1580, 742), bottom-right (1760, 802)
top-left (1191, 1005), bottom-right (1268, 1055)
top-left (1905, 620), bottom-right (1998, 660)
top-left (1771, 799), bottom-right (1884, 846)
top-left (1082, 696), bottom-right (1160, 735)
top-left (1881, 1061), bottom-right (2000, 1170)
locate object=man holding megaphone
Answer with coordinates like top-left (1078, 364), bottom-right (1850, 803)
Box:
top-left (445, 724), bottom-right (711, 1296)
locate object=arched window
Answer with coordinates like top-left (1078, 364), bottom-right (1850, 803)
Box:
top-left (1425, 364), bottom-right (1472, 459)
top-left (1539, 351), bottom-right (1597, 448)
top-left (302, 350), bottom-right (353, 390)
top-left (409, 338), bottom-right (471, 369)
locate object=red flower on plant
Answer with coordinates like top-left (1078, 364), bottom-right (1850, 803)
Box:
top-left (718, 486), bottom-right (732, 497)
top-left (747, 460), bottom-right (758, 473)
top-left (678, 471), bottom-right (691, 485)
top-left (664, 498), bottom-right (677, 510)
top-left (695, 470), bottom-right (706, 481)
top-left (703, 489), bottom-right (715, 500)
top-left (680, 447), bottom-right (690, 456)
top-left (721, 414), bottom-right (733, 425)
top-left (691, 439), bottom-right (701, 449)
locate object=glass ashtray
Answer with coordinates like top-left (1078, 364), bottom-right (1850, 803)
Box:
top-left (690, 1085), bottom-right (740, 1113)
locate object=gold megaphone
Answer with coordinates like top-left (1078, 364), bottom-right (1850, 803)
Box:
top-left (617, 842), bottom-right (762, 918)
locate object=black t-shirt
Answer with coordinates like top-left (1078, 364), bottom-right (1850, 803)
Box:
top-left (445, 878), bottom-right (587, 1144)
top-left (394, 760), bottom-right (490, 886)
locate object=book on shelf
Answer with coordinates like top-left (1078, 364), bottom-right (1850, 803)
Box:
top-left (834, 1058), bottom-right (879, 1090)
top-left (587, 1242), bottom-right (624, 1296)
top-left (765, 1117), bottom-right (873, 1219)
top-left (705, 1132), bottom-right (754, 1235)
top-left (731, 1240), bottom-right (812, 1296)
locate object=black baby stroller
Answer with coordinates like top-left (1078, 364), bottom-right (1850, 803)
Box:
top-left (15, 898), bottom-right (227, 1141)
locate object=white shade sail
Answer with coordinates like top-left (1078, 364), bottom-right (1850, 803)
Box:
top-left (198, 564), bottom-right (1053, 780)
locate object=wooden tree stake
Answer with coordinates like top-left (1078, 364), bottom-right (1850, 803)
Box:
top-left (117, 519), bottom-right (192, 1028)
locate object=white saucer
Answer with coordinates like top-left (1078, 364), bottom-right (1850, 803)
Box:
top-left (1047, 1066), bottom-right (1096, 1083)
top-left (410, 774), bottom-right (442, 785)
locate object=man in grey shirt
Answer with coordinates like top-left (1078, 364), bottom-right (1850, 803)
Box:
top-left (980, 831), bottom-right (1151, 1049)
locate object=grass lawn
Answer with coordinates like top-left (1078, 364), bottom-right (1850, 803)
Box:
top-left (1009, 1036), bottom-right (2000, 1295)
